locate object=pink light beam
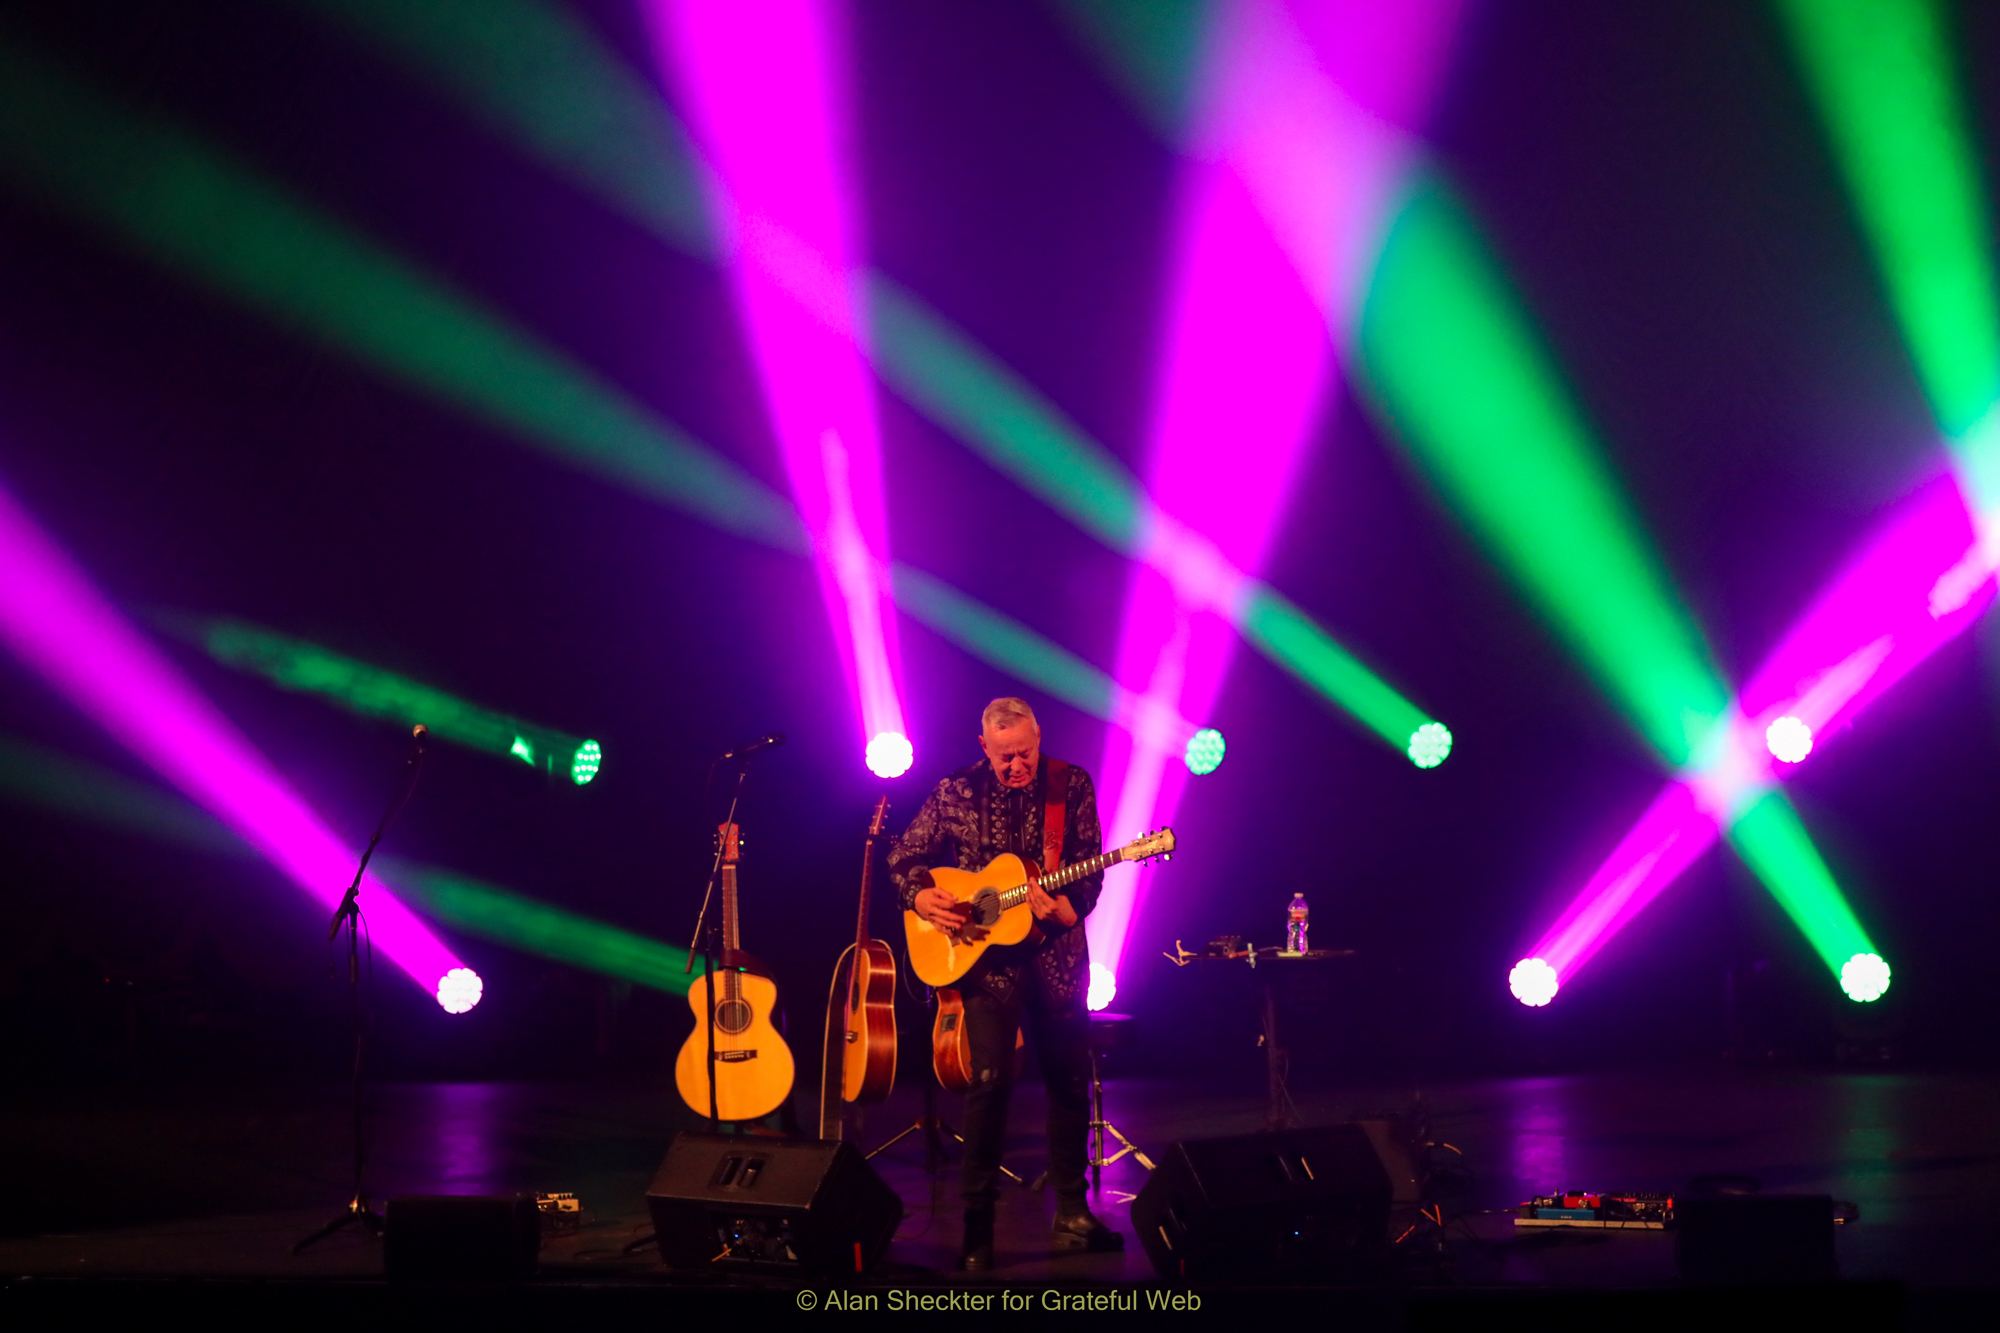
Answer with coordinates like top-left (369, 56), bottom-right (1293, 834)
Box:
top-left (0, 471), bottom-right (472, 1007)
top-left (1090, 0), bottom-right (1463, 989)
top-left (652, 0), bottom-right (908, 771)
top-left (1518, 468), bottom-right (1992, 1001)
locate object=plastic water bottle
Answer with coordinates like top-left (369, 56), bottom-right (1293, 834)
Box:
top-left (1285, 893), bottom-right (1309, 953)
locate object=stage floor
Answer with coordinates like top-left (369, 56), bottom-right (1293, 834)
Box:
top-left (3, 1065), bottom-right (1996, 1314)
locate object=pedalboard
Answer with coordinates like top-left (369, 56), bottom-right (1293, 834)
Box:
top-left (1515, 1191), bottom-right (1674, 1229)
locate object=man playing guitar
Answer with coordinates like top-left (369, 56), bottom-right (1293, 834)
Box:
top-left (889, 697), bottom-right (1122, 1270)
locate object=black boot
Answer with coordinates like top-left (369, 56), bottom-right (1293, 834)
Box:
top-left (1052, 1203), bottom-right (1124, 1252)
top-left (959, 1207), bottom-right (995, 1272)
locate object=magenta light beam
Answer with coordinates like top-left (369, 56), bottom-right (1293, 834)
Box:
top-left (653, 0), bottom-right (908, 774)
top-left (1518, 470), bottom-right (1987, 1002)
top-left (0, 472), bottom-right (473, 1007)
top-left (1090, 0), bottom-right (1459, 993)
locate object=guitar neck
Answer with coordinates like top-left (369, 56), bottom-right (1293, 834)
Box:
top-left (854, 834), bottom-right (875, 951)
top-left (994, 847), bottom-right (1123, 910)
top-left (720, 864), bottom-right (741, 957)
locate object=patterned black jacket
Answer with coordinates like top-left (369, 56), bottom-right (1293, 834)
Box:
top-left (888, 755), bottom-right (1104, 1010)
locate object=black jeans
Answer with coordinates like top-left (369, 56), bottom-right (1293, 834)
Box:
top-left (958, 981), bottom-right (1092, 1211)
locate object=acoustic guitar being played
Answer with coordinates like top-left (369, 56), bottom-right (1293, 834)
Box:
top-left (675, 822), bottom-right (796, 1122)
top-left (903, 829), bottom-right (1177, 989)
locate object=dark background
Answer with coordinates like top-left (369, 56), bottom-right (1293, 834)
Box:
top-left (0, 0), bottom-right (1990, 1093)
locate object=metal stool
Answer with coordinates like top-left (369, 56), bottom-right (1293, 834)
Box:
top-left (1086, 1011), bottom-right (1154, 1197)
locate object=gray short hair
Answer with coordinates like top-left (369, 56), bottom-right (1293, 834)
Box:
top-left (981, 697), bottom-right (1039, 734)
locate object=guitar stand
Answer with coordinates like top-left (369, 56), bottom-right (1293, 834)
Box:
top-left (868, 1079), bottom-right (1025, 1185)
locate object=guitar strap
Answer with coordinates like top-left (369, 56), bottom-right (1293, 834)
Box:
top-left (1040, 756), bottom-right (1069, 875)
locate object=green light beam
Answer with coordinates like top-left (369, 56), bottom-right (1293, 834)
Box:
top-left (0, 28), bottom-right (801, 554)
top-left (896, 561), bottom-right (1211, 745)
top-left (293, 0), bottom-right (715, 257)
top-left (1359, 177), bottom-right (1877, 985)
top-left (179, 615), bottom-right (603, 783)
top-left (1359, 178), bottom-right (1732, 766)
top-left (869, 276), bottom-right (1436, 749)
top-left (382, 859), bottom-right (693, 996)
top-left (1723, 788), bottom-right (1877, 976)
top-left (1055, 9), bottom-right (1878, 989)
top-left (0, 731), bottom-right (249, 857)
top-left (0, 730), bottom-right (693, 994)
top-left (1775, 0), bottom-right (2000, 506)
top-left (291, 0), bottom-right (1441, 755)
top-left (1044, 0), bottom-right (1214, 141)
top-left (0, 29), bottom-right (1160, 747)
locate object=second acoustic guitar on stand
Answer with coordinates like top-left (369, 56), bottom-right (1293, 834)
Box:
top-left (676, 822), bottom-right (796, 1121)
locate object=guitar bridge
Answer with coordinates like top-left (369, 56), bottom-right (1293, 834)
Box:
top-left (714, 1049), bottom-right (759, 1063)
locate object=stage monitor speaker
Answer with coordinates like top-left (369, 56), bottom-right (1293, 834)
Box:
top-left (1130, 1124), bottom-right (1392, 1283)
top-left (383, 1194), bottom-right (540, 1282)
top-left (1676, 1195), bottom-right (1837, 1286)
top-left (646, 1132), bottom-right (903, 1278)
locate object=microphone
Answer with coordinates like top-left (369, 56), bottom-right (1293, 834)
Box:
top-left (718, 731), bottom-right (785, 760)
top-left (382, 723), bottom-right (429, 821)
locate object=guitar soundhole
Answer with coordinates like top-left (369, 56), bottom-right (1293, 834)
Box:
top-left (969, 887), bottom-right (1002, 927)
top-left (715, 999), bottom-right (752, 1034)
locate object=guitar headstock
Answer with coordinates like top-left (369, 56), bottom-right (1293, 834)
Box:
top-left (1121, 827), bottom-right (1176, 863)
top-left (868, 795), bottom-right (890, 837)
top-left (716, 822), bottom-right (742, 865)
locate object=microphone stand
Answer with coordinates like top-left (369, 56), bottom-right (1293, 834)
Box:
top-left (621, 748), bottom-right (765, 1259)
top-left (295, 727), bottom-right (428, 1254)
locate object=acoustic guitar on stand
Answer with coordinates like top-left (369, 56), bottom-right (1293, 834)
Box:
top-left (819, 796), bottom-right (897, 1137)
top-left (675, 822), bottom-right (796, 1121)
top-left (904, 829), bottom-right (1177, 988)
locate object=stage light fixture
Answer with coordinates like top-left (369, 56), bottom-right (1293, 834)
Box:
top-left (187, 617), bottom-right (606, 783)
top-left (1765, 716), bottom-right (1813, 763)
top-left (1840, 952), bottom-right (1892, 1003)
top-left (1407, 721), bottom-right (1452, 769)
top-left (1182, 728), bottom-right (1226, 775)
top-left (1088, 961), bottom-right (1116, 1013)
top-left (436, 967), bottom-right (485, 1014)
top-left (0, 475), bottom-right (472, 1006)
top-left (1509, 958), bottom-right (1558, 1007)
top-left (865, 731), bottom-right (913, 779)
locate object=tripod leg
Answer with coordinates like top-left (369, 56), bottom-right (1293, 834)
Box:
top-left (293, 1195), bottom-right (383, 1255)
top-left (1090, 1050), bottom-right (1105, 1192)
top-left (1100, 1123), bottom-right (1155, 1171)
top-left (865, 1120), bottom-right (929, 1159)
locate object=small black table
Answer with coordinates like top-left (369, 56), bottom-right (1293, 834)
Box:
top-left (1165, 943), bottom-right (1357, 1129)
